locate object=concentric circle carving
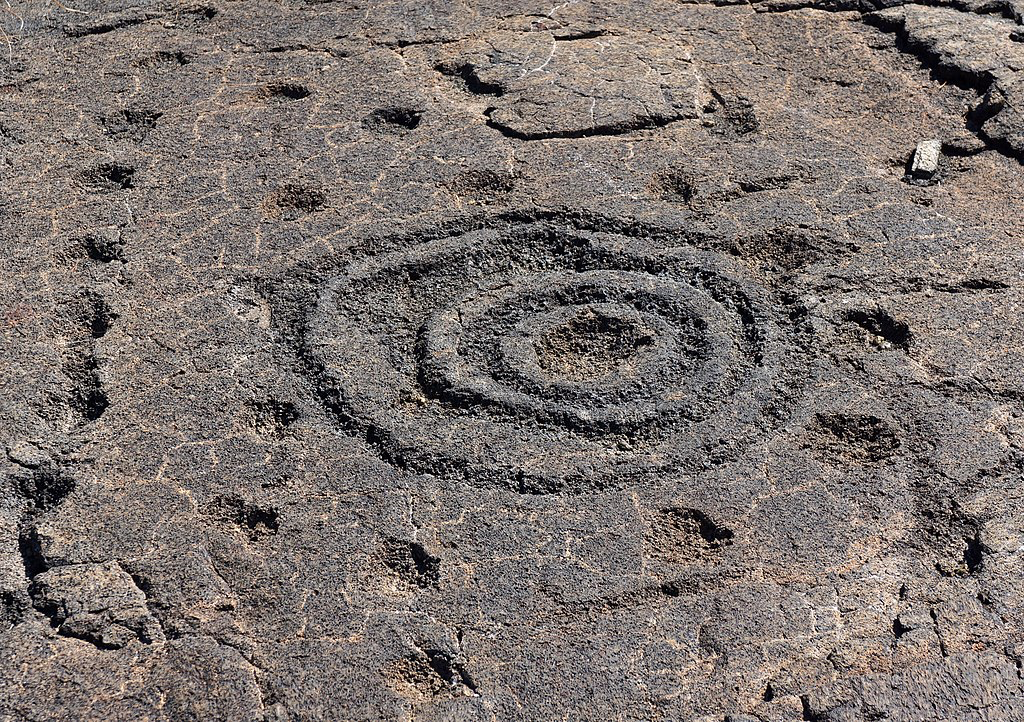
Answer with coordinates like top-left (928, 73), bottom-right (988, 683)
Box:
top-left (307, 222), bottom-right (802, 492)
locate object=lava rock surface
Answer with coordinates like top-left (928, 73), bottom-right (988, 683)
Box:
top-left (1, 1), bottom-right (1023, 720)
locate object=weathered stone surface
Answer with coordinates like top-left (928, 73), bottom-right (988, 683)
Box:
top-left (869, 4), bottom-right (1024, 157)
top-left (30, 561), bottom-right (163, 648)
top-left (435, 30), bottom-right (702, 138)
top-left (0, 1), bottom-right (1022, 720)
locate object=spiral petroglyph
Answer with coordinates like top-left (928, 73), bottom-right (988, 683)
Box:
top-left (306, 222), bottom-right (803, 492)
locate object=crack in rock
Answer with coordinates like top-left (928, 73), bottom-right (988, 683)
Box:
top-left (867, 5), bottom-right (1024, 161)
top-left (435, 30), bottom-right (702, 139)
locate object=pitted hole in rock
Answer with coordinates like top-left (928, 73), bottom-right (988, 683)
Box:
top-left (737, 174), bottom-right (799, 193)
top-left (134, 50), bottom-right (191, 69)
top-left (892, 615), bottom-right (910, 640)
top-left (381, 648), bottom-right (475, 700)
top-left (263, 184), bottom-right (327, 220)
top-left (63, 11), bottom-right (151, 37)
top-left (61, 294), bottom-right (115, 422)
top-left (246, 399), bottom-right (299, 437)
top-left (650, 170), bottom-right (698, 203)
top-left (843, 308), bottom-right (912, 352)
top-left (419, 648), bottom-right (476, 695)
top-left (71, 383), bottom-right (109, 422)
top-left (732, 227), bottom-right (824, 272)
top-left (363, 107), bottom-right (423, 133)
top-left (964, 532), bottom-right (985, 574)
top-left (18, 528), bottom-right (48, 579)
top-left (435, 62), bottom-right (504, 97)
top-left (60, 292), bottom-right (116, 339)
top-left (534, 306), bottom-right (656, 382)
top-left (806, 412), bottom-right (901, 464)
top-left (704, 90), bottom-right (759, 137)
top-left (935, 528), bottom-right (989, 578)
top-left (210, 496), bottom-right (279, 541)
top-left (79, 163), bottom-right (135, 192)
top-left (262, 82), bottom-right (312, 102)
top-left (99, 109), bottom-right (163, 142)
top-left (82, 296), bottom-right (115, 340)
top-left (75, 229), bottom-right (125, 263)
top-left (15, 468), bottom-right (76, 513)
top-left (0, 591), bottom-right (29, 628)
top-left (447, 169), bottom-right (516, 205)
top-left (188, 5), bottom-right (218, 20)
top-left (959, 278), bottom-right (1010, 291)
top-left (382, 538), bottom-right (440, 589)
top-left (647, 507), bottom-right (734, 563)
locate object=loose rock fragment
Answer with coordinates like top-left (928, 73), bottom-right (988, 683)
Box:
top-left (908, 139), bottom-right (942, 184)
top-left (30, 562), bottom-right (164, 649)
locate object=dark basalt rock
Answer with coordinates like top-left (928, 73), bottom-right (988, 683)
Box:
top-left (0, 1), bottom-right (1023, 720)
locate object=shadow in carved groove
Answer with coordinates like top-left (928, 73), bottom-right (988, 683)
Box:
top-left (295, 218), bottom-right (807, 493)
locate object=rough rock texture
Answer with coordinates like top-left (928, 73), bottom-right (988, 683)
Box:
top-left (0, 0), bottom-right (1023, 720)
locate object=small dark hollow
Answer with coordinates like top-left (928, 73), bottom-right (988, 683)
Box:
top-left (763, 682), bottom-right (776, 702)
top-left (212, 496), bottom-right (280, 539)
top-left (650, 170), bottom-right (697, 203)
top-left (686, 508), bottom-right (734, 546)
top-left (424, 650), bottom-right (455, 683)
top-left (16, 467), bottom-right (76, 512)
top-left (738, 174), bottom-right (798, 193)
top-left (364, 107), bottom-right (423, 133)
top-left (435, 62), bottom-right (504, 96)
top-left (85, 296), bottom-right (115, 339)
top-left (706, 92), bottom-right (759, 136)
top-left (423, 649), bottom-right (475, 691)
top-left (808, 412), bottom-right (901, 463)
top-left (843, 309), bottom-right (912, 352)
top-left (552, 29), bottom-right (608, 41)
top-left (244, 506), bottom-right (279, 533)
top-left (263, 83), bottom-right (312, 101)
top-left (263, 184), bottom-right (327, 219)
top-left (891, 616), bottom-right (909, 640)
top-left (800, 695), bottom-right (824, 722)
top-left (80, 163), bottom-right (135, 192)
top-left (81, 232), bottom-right (125, 263)
top-left (0, 591), bottom-right (28, 629)
top-left (966, 89), bottom-right (1003, 135)
top-left (964, 533), bottom-right (985, 574)
top-left (659, 581), bottom-right (682, 597)
top-left (100, 109), bottom-right (163, 141)
top-left (381, 647), bottom-right (475, 698)
top-left (383, 538), bottom-right (440, 589)
top-left (18, 528), bottom-right (48, 578)
top-left (122, 109), bottom-right (160, 127)
top-left (247, 399), bottom-right (300, 437)
top-left (651, 507), bottom-right (735, 559)
top-left (73, 387), bottom-right (110, 421)
top-left (135, 50), bottom-right (191, 68)
top-left (960, 278), bottom-right (1009, 291)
